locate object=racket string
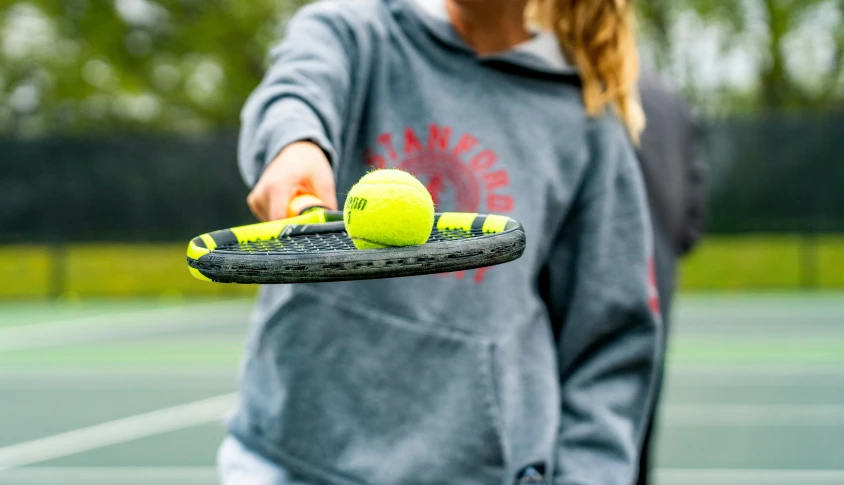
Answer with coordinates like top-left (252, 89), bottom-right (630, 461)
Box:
top-left (220, 227), bottom-right (489, 254)
top-left (241, 232), bottom-right (357, 253)
top-left (432, 227), bottom-right (488, 241)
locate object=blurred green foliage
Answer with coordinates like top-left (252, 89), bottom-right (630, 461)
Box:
top-left (637, 0), bottom-right (844, 114)
top-left (0, 0), bottom-right (308, 136)
top-left (2, 0), bottom-right (844, 137)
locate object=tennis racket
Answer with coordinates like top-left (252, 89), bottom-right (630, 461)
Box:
top-left (186, 194), bottom-right (526, 284)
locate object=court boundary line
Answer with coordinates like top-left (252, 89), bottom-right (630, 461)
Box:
top-left (0, 393), bottom-right (237, 471)
top-left (0, 299), bottom-right (251, 352)
top-left (2, 467), bottom-right (844, 485)
top-left (0, 298), bottom-right (248, 331)
top-left (0, 367), bottom-right (236, 390)
top-left (0, 466), bottom-right (217, 484)
top-left (654, 468), bottom-right (844, 484)
top-left (667, 364), bottom-right (844, 377)
top-left (663, 404), bottom-right (844, 426)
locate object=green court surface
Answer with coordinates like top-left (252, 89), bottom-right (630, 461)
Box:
top-left (0, 294), bottom-right (842, 485)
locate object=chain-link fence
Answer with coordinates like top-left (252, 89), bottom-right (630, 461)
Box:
top-left (2, 115), bottom-right (843, 295)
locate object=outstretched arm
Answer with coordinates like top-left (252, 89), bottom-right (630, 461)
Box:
top-left (239, 4), bottom-right (362, 218)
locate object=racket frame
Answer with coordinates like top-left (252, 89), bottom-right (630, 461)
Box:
top-left (187, 210), bottom-right (526, 284)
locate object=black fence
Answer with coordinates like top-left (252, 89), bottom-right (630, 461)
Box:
top-left (1, 134), bottom-right (252, 243)
top-left (2, 115), bottom-right (844, 243)
top-left (705, 115), bottom-right (844, 234)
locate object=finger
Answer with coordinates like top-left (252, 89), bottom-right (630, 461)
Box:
top-left (247, 188), bottom-right (268, 222)
top-left (267, 184), bottom-right (294, 221)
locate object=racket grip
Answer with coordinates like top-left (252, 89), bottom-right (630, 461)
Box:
top-left (287, 194), bottom-right (328, 218)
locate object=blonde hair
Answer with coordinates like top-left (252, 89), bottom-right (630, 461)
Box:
top-left (527, 0), bottom-right (645, 143)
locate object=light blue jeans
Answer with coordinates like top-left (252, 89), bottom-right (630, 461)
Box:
top-left (217, 436), bottom-right (313, 485)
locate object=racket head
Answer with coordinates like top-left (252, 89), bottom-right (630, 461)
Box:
top-left (186, 210), bottom-right (526, 284)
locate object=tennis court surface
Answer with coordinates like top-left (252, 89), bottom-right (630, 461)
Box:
top-left (0, 294), bottom-right (842, 485)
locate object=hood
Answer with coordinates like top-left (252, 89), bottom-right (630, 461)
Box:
top-left (406, 0), bottom-right (577, 76)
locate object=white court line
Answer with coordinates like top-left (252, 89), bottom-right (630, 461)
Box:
top-left (0, 467), bottom-right (217, 484)
top-left (654, 468), bottom-right (844, 485)
top-left (676, 318), bottom-right (844, 326)
top-left (0, 300), bottom-right (251, 352)
top-left (2, 468), bottom-right (844, 485)
top-left (663, 404), bottom-right (844, 426)
top-left (0, 393), bottom-right (237, 472)
top-left (2, 299), bottom-right (248, 333)
top-left (0, 368), bottom-right (235, 381)
top-left (666, 380), bottom-right (844, 388)
top-left (0, 379), bottom-right (234, 390)
top-left (665, 367), bottom-right (844, 387)
top-left (667, 381), bottom-right (844, 388)
top-left (667, 364), bottom-right (844, 378)
top-left (0, 368), bottom-right (236, 390)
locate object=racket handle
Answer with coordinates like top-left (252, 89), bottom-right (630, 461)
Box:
top-left (287, 194), bottom-right (329, 218)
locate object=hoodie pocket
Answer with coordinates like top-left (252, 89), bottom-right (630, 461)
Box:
top-left (243, 286), bottom-right (507, 485)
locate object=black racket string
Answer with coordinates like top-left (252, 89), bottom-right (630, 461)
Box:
top-left (217, 226), bottom-right (490, 255)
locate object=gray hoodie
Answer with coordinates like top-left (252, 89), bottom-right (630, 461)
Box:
top-left (233, 1), bottom-right (661, 484)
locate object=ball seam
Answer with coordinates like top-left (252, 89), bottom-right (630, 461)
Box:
top-left (352, 182), bottom-right (433, 201)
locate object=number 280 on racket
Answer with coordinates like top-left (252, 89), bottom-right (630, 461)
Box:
top-left (186, 195), bottom-right (526, 284)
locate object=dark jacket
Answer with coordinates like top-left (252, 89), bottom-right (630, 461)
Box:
top-left (634, 70), bottom-right (707, 485)
top-left (638, 70), bottom-right (707, 259)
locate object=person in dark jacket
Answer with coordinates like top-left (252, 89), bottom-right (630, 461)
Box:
top-left (635, 69), bottom-right (707, 485)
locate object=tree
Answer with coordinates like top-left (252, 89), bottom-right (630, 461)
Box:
top-left (636, 0), bottom-right (844, 114)
top-left (3, 0), bottom-right (842, 135)
top-left (0, 0), bottom-right (308, 137)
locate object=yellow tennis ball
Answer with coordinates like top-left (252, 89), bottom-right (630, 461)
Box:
top-left (344, 169), bottom-right (435, 250)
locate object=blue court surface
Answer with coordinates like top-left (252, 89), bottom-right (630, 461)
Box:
top-left (0, 294), bottom-right (842, 485)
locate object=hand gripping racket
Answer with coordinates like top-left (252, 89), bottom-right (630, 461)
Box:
top-left (186, 195), bottom-right (526, 284)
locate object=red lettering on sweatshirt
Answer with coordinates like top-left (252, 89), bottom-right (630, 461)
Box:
top-left (473, 267), bottom-right (490, 283)
top-left (470, 150), bottom-right (497, 171)
top-left (452, 134), bottom-right (479, 158)
top-left (377, 133), bottom-right (398, 161)
top-left (364, 148), bottom-right (387, 169)
top-left (426, 174), bottom-right (445, 207)
top-left (364, 125), bottom-right (518, 285)
top-left (483, 170), bottom-right (509, 191)
top-left (404, 128), bottom-right (423, 154)
top-left (648, 258), bottom-right (661, 316)
top-left (427, 124), bottom-right (452, 151)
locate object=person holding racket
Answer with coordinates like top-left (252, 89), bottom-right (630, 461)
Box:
top-left (220, 0), bottom-right (661, 484)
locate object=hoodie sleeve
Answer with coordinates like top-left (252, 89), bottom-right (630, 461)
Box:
top-left (238, 4), bottom-right (358, 186)
top-left (547, 116), bottom-right (661, 485)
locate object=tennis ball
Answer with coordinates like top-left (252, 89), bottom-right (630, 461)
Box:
top-left (344, 169), bottom-right (435, 250)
